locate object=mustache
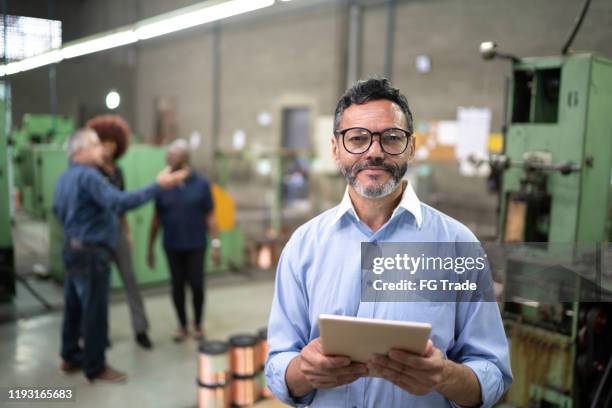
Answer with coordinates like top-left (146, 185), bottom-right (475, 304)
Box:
top-left (350, 159), bottom-right (398, 175)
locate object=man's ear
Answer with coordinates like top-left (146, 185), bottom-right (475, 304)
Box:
top-left (331, 135), bottom-right (339, 163)
top-left (407, 136), bottom-right (416, 161)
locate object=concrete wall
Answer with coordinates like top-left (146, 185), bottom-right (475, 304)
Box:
top-left (8, 50), bottom-right (136, 129)
top-left (8, 0), bottom-right (612, 137)
top-left (9, 0), bottom-right (612, 132)
top-left (362, 0), bottom-right (612, 130)
top-left (5, 0), bottom-right (612, 238)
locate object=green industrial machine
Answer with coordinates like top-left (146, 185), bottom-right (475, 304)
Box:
top-left (18, 146), bottom-right (69, 219)
top-left (49, 144), bottom-right (245, 289)
top-left (11, 114), bottom-right (74, 219)
top-left (0, 81), bottom-right (15, 300)
top-left (483, 53), bottom-right (612, 407)
top-left (11, 113), bottom-right (74, 149)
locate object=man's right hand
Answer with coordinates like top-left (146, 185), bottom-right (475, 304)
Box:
top-left (147, 249), bottom-right (155, 269)
top-left (156, 167), bottom-right (189, 189)
top-left (287, 338), bottom-right (368, 398)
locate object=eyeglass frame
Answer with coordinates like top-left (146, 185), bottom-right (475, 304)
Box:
top-left (334, 127), bottom-right (412, 155)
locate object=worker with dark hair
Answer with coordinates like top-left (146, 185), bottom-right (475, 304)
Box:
top-left (147, 139), bottom-right (220, 342)
top-left (265, 78), bottom-right (512, 407)
top-left (86, 114), bottom-right (152, 349)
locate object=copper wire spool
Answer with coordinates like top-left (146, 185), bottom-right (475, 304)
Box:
top-left (231, 375), bottom-right (259, 407)
top-left (229, 335), bottom-right (258, 377)
top-left (256, 327), bottom-right (268, 370)
top-left (199, 341), bottom-right (230, 386)
top-left (197, 380), bottom-right (231, 408)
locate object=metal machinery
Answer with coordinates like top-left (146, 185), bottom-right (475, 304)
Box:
top-left (482, 50), bottom-right (612, 407)
top-left (46, 143), bottom-right (245, 289)
top-left (11, 114), bottom-right (74, 219)
top-left (0, 82), bottom-right (15, 300)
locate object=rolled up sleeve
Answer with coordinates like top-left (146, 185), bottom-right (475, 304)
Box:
top-left (264, 231), bottom-right (316, 407)
top-left (448, 301), bottom-right (513, 408)
top-left (456, 359), bottom-right (507, 408)
top-left (266, 351), bottom-right (315, 407)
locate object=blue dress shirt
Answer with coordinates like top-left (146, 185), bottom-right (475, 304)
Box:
top-left (265, 182), bottom-right (512, 408)
top-left (53, 162), bottom-right (160, 248)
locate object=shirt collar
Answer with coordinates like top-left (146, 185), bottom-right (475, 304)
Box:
top-left (331, 180), bottom-right (422, 228)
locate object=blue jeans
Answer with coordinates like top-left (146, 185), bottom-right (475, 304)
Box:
top-left (60, 246), bottom-right (111, 379)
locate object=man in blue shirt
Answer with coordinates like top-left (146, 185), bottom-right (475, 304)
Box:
top-left (53, 128), bottom-right (187, 383)
top-left (147, 140), bottom-right (220, 342)
top-left (265, 78), bottom-right (512, 407)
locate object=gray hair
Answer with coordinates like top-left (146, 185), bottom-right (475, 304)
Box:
top-left (67, 128), bottom-right (98, 158)
top-left (168, 139), bottom-right (190, 159)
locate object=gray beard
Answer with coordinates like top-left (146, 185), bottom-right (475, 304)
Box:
top-left (340, 160), bottom-right (408, 199)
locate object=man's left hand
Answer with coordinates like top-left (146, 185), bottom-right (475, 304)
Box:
top-left (212, 247), bottom-right (221, 266)
top-left (367, 340), bottom-right (447, 396)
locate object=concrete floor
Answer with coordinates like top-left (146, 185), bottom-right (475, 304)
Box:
top-left (0, 279), bottom-right (276, 408)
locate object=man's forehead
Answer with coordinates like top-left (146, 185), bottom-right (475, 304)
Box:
top-left (87, 132), bottom-right (100, 144)
top-left (341, 100), bottom-right (406, 127)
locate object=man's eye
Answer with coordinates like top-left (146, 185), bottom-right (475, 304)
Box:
top-left (348, 135), bottom-right (369, 143)
top-left (383, 135), bottom-right (402, 142)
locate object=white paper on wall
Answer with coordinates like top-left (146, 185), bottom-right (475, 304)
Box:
top-left (456, 107), bottom-right (492, 177)
top-left (312, 116), bottom-right (337, 174)
top-left (437, 121), bottom-right (458, 145)
top-left (455, 107), bottom-right (491, 161)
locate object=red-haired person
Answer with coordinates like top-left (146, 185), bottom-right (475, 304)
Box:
top-left (86, 115), bottom-right (153, 349)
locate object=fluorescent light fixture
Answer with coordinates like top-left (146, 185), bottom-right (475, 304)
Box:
top-left (3, 49), bottom-right (63, 76)
top-left (61, 29), bottom-right (137, 60)
top-left (135, 0), bottom-right (274, 40)
top-left (0, 0), bottom-right (275, 76)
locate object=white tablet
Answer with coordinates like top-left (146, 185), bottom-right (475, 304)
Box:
top-left (319, 314), bottom-right (432, 363)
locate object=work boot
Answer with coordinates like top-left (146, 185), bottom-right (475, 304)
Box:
top-left (87, 366), bottom-right (128, 384)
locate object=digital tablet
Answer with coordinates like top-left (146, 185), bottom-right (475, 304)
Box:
top-left (319, 314), bottom-right (432, 363)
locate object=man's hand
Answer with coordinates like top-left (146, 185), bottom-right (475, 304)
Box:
top-left (147, 248), bottom-right (156, 269)
top-left (367, 340), bottom-right (445, 396)
top-left (286, 338), bottom-right (368, 398)
top-left (156, 167), bottom-right (189, 189)
top-left (367, 340), bottom-right (481, 406)
top-left (211, 247), bottom-right (221, 266)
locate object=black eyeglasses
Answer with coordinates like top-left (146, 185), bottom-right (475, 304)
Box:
top-left (334, 127), bottom-right (411, 155)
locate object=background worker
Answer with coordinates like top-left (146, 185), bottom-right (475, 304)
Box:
top-left (54, 129), bottom-right (187, 383)
top-left (147, 139), bottom-right (220, 342)
top-left (86, 114), bottom-right (153, 350)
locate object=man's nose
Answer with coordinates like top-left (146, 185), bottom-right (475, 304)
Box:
top-left (365, 134), bottom-right (385, 159)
